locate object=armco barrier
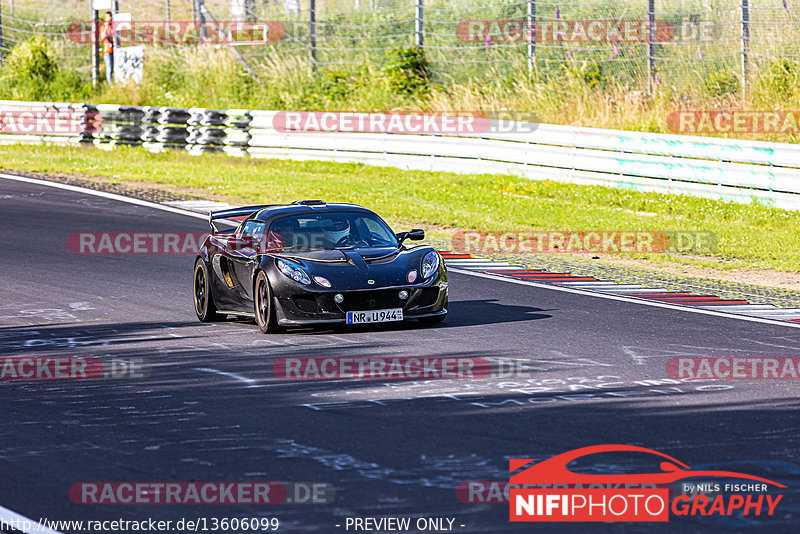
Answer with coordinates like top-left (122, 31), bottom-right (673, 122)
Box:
top-left (2, 100), bottom-right (800, 210)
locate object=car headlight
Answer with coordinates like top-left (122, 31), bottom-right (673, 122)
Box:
top-left (313, 275), bottom-right (331, 288)
top-left (277, 259), bottom-right (311, 285)
top-left (421, 251), bottom-right (440, 278)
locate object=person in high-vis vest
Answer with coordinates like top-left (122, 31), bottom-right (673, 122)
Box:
top-left (100, 11), bottom-right (114, 85)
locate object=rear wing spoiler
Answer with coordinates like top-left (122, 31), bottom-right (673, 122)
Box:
top-left (208, 205), bottom-right (276, 232)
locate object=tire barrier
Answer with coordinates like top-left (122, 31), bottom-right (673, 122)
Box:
top-left (3, 99), bottom-right (800, 210)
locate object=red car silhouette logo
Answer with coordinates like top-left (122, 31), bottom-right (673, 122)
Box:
top-left (510, 444), bottom-right (786, 487)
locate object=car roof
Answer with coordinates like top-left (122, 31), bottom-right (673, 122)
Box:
top-left (254, 202), bottom-right (375, 223)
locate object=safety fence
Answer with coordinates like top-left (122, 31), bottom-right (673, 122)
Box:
top-left (2, 99), bottom-right (800, 210)
top-left (1, 1), bottom-right (799, 92)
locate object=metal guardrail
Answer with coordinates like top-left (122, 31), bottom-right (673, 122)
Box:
top-left (2, 99), bottom-right (800, 210)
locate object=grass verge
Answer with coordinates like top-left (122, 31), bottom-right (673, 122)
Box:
top-left (0, 143), bottom-right (797, 275)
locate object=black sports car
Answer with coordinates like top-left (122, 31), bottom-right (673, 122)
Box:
top-left (193, 200), bottom-right (448, 333)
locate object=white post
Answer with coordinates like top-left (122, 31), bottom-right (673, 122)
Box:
top-left (647, 0), bottom-right (655, 93)
top-left (309, 0), bottom-right (317, 69)
top-left (415, 0), bottom-right (423, 48)
top-left (527, 0), bottom-right (535, 76)
top-left (740, 0), bottom-right (750, 101)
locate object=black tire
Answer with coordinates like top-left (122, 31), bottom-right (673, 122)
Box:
top-left (194, 258), bottom-right (219, 322)
top-left (254, 270), bottom-right (279, 334)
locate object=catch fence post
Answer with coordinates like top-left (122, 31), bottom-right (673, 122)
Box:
top-left (309, 0), bottom-right (317, 69)
top-left (0, 1), bottom-right (4, 63)
top-left (527, 0), bottom-right (536, 76)
top-left (92, 8), bottom-right (100, 88)
top-left (740, 0), bottom-right (750, 100)
top-left (415, 0), bottom-right (423, 49)
top-left (647, 0), bottom-right (655, 93)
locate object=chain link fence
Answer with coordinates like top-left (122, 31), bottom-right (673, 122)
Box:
top-left (0, 1), bottom-right (797, 93)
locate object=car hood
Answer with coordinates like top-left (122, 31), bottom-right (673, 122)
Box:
top-left (274, 247), bottom-right (400, 263)
top-left (273, 249), bottom-right (350, 263)
top-left (270, 246), bottom-right (439, 288)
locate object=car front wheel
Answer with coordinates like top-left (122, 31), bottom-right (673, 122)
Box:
top-left (194, 258), bottom-right (219, 322)
top-left (254, 270), bottom-right (279, 334)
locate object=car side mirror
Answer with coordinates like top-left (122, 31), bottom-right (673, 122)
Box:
top-left (397, 229), bottom-right (425, 243)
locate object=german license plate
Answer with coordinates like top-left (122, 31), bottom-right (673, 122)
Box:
top-left (346, 308), bottom-right (403, 324)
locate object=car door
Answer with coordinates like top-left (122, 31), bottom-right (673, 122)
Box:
top-left (228, 219), bottom-right (265, 308)
top-left (208, 219), bottom-right (263, 313)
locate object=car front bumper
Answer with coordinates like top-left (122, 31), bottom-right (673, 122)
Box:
top-left (271, 280), bottom-right (448, 326)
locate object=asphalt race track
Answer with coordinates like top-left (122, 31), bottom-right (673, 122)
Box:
top-left (2, 176), bottom-right (800, 533)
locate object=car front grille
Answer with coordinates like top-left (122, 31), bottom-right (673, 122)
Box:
top-left (293, 295), bottom-right (322, 314)
top-left (337, 290), bottom-right (404, 312)
top-left (414, 287), bottom-right (440, 308)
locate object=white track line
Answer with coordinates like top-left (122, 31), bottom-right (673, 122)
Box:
top-left (445, 262), bottom-right (510, 268)
top-left (460, 268), bottom-right (520, 271)
top-left (562, 284), bottom-right (647, 289)
top-left (163, 200), bottom-right (234, 211)
top-left (0, 172), bottom-right (209, 220)
top-left (0, 173), bottom-right (240, 228)
top-left (612, 288), bottom-right (672, 293)
top-left (700, 308), bottom-right (800, 317)
top-left (193, 367), bottom-right (259, 388)
top-left (695, 304), bottom-right (784, 311)
top-left (560, 281), bottom-right (628, 286)
top-left (448, 267), bottom-right (800, 330)
top-left (2, 172), bottom-right (798, 330)
top-left (0, 504), bottom-right (62, 534)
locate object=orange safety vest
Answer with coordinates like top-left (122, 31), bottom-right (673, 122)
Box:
top-left (100, 22), bottom-right (114, 55)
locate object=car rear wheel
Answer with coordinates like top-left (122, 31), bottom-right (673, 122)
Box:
top-left (194, 258), bottom-right (219, 322)
top-left (254, 270), bottom-right (279, 334)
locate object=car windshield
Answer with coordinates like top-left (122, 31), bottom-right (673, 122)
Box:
top-left (264, 212), bottom-right (399, 251)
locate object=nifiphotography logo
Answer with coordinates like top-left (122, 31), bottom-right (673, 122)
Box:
top-left (509, 445), bottom-right (785, 522)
